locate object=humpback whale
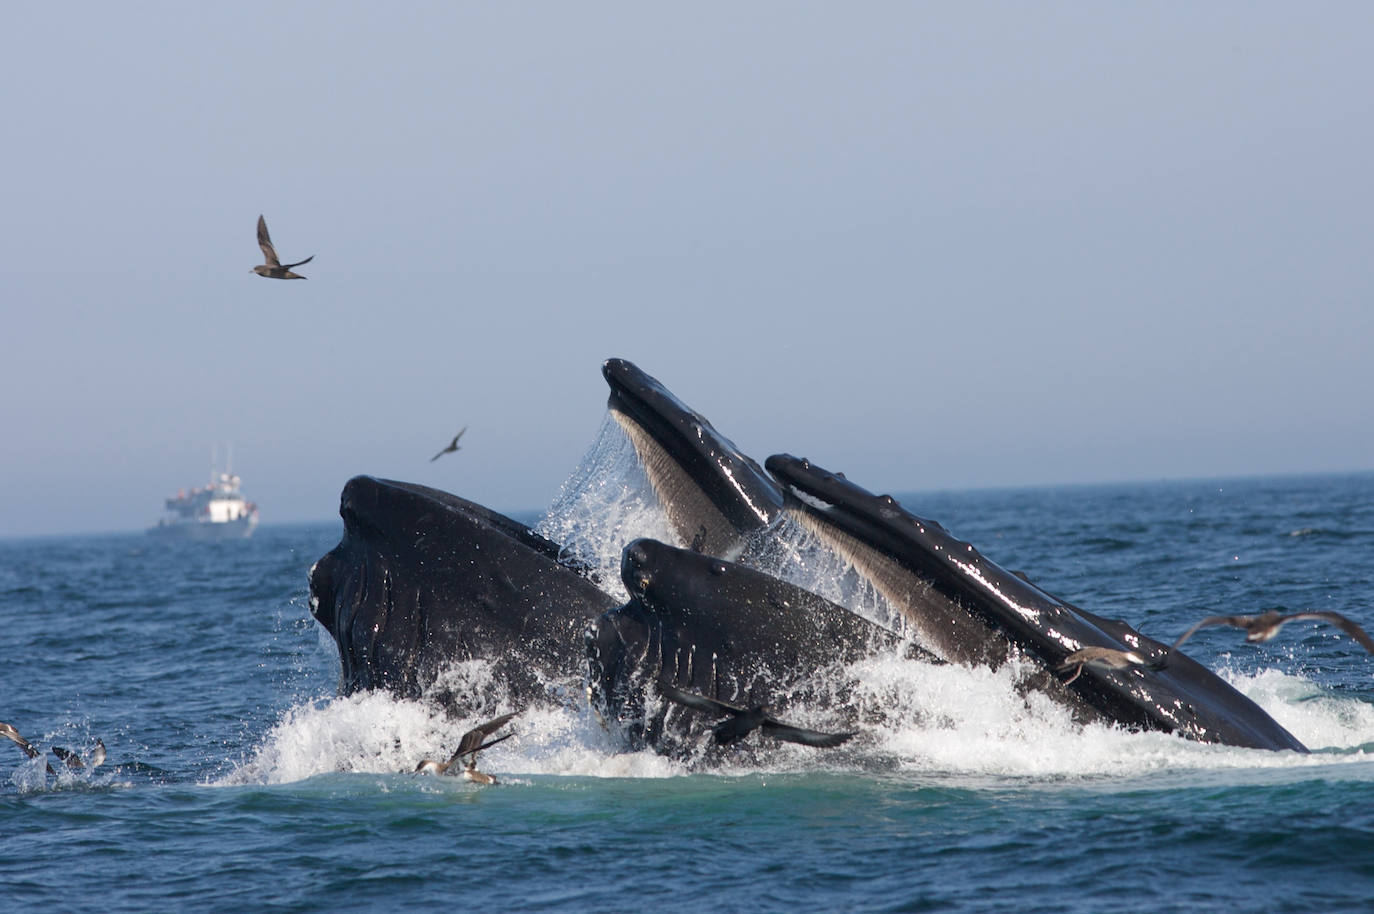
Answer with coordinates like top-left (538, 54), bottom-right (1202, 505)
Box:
top-left (764, 454), bottom-right (1307, 752)
top-left (309, 356), bottom-right (1306, 754)
top-left (586, 537), bottom-right (933, 754)
top-left (309, 476), bottom-right (618, 704)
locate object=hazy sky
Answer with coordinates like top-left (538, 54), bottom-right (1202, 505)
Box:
top-left (4, 3), bottom-right (1371, 538)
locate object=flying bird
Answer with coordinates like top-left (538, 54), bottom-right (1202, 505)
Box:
top-left (1055, 646), bottom-right (1165, 685)
top-left (658, 682), bottom-right (856, 748)
top-left (1169, 610), bottom-right (1374, 654)
top-left (414, 710), bottom-right (519, 784)
top-left (252, 214), bottom-right (314, 279)
top-left (430, 427), bottom-right (467, 462)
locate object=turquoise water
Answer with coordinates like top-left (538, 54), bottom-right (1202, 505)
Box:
top-left (3, 473), bottom-right (1374, 912)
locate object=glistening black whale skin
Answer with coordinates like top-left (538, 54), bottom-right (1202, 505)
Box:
top-left (602, 358), bottom-right (783, 559)
top-left (764, 454), bottom-right (1308, 753)
top-left (586, 537), bottom-right (936, 754)
top-left (308, 476), bottom-right (618, 706)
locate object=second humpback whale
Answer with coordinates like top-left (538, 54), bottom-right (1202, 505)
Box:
top-left (586, 537), bottom-right (937, 755)
top-left (764, 453), bottom-right (1307, 752)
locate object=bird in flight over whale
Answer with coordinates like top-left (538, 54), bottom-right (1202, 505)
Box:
top-left (430, 427), bottom-right (467, 463)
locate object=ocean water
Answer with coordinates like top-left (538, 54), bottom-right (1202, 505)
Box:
top-left (3, 468), bottom-right (1374, 912)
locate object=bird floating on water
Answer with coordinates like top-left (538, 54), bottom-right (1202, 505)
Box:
top-left (252, 214), bottom-right (314, 280)
top-left (658, 682), bottom-right (856, 748)
top-left (430, 427), bottom-right (467, 463)
top-left (414, 710), bottom-right (519, 784)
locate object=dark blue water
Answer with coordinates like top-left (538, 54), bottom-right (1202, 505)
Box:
top-left (3, 472), bottom-right (1373, 912)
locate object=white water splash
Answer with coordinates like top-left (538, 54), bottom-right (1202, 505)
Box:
top-left (220, 666), bottom-right (685, 786)
top-left (844, 652), bottom-right (1374, 780)
top-left (533, 413), bottom-right (678, 602)
top-left (225, 646), bottom-right (1374, 787)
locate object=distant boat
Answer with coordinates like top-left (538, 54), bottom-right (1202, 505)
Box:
top-left (149, 469), bottom-right (259, 540)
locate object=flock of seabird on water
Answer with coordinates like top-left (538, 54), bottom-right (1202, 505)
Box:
top-left (5, 220), bottom-right (1372, 786)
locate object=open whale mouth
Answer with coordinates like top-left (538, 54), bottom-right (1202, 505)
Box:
top-left (602, 358), bottom-right (782, 560)
top-left (762, 453), bottom-right (1308, 753)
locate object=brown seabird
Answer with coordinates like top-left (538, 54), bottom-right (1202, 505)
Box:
top-left (659, 682), bottom-right (857, 748)
top-left (1055, 646), bottom-right (1165, 685)
top-left (430, 427), bottom-right (468, 463)
top-left (1170, 610), bottom-right (1374, 654)
top-left (252, 215), bottom-right (314, 280)
top-left (414, 710), bottom-right (519, 784)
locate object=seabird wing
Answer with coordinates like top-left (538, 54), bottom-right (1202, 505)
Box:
top-left (51, 746), bottom-right (84, 769)
top-left (1171, 615), bottom-right (1250, 650)
top-left (658, 682), bottom-right (744, 717)
top-left (760, 720), bottom-right (857, 748)
top-left (257, 215), bottom-right (281, 266)
top-left (282, 255), bottom-right (314, 269)
top-left (452, 711), bottom-right (521, 757)
top-left (471, 731), bottom-right (515, 755)
top-left (1292, 612), bottom-right (1374, 654)
top-left (0, 722), bottom-right (40, 759)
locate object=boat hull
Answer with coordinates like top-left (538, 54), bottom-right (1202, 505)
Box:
top-left (147, 514), bottom-right (259, 540)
